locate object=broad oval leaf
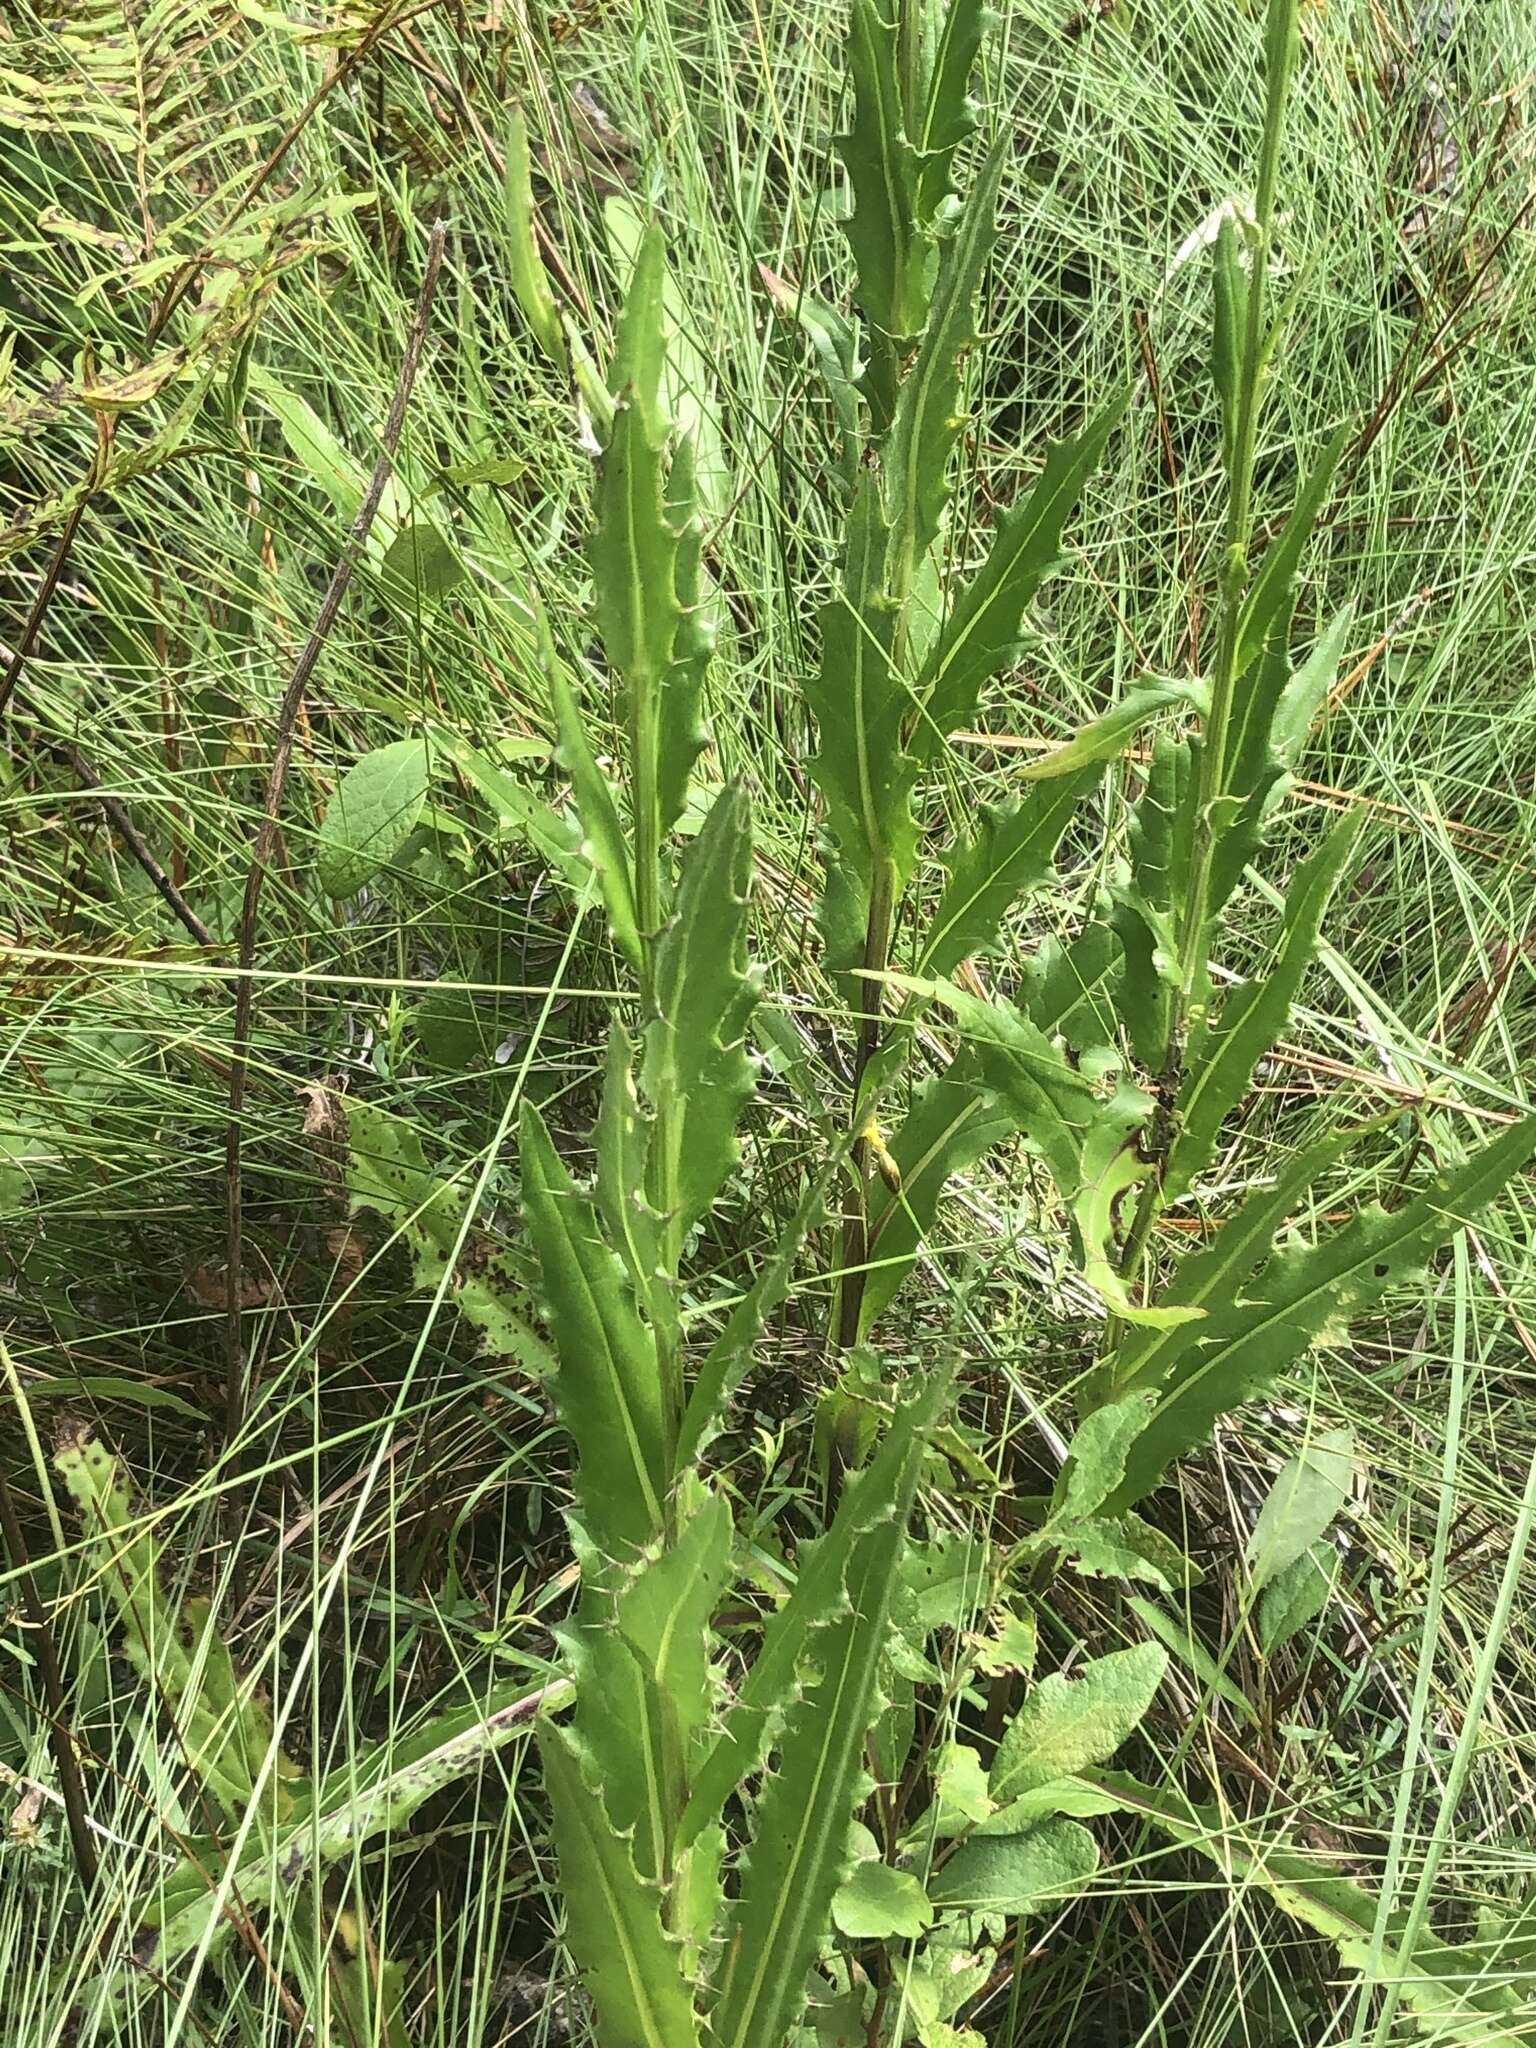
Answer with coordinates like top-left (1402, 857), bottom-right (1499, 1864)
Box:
top-left (316, 739), bottom-right (431, 899)
top-left (831, 1858), bottom-right (934, 1939)
top-left (989, 1643), bottom-right (1168, 1803)
top-left (926, 1817), bottom-right (1099, 1917)
top-left (1247, 1427), bottom-right (1353, 1593)
top-left (380, 522), bottom-right (466, 603)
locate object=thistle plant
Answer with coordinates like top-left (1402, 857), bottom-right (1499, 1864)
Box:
top-left (308, 0), bottom-right (1535, 2041)
top-left (7, 3), bottom-right (1535, 2044)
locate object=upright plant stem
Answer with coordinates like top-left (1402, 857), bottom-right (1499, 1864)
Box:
top-left (1177, 0), bottom-right (1301, 1019)
top-left (835, 856), bottom-right (897, 1352)
top-left (1102, 0), bottom-right (1299, 1344)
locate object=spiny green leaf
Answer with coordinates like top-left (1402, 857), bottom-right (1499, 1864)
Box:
top-left (760, 268), bottom-right (862, 490)
top-left (568, 1486), bottom-right (734, 1883)
top-left (504, 106), bottom-right (566, 369)
top-left (807, 468), bottom-right (915, 919)
top-left (1110, 1114), bottom-right (1536, 1512)
top-left (913, 0), bottom-right (993, 215)
top-left (564, 1601), bottom-right (673, 1885)
top-left (605, 191), bottom-right (730, 521)
top-left (587, 1039), bottom-right (670, 1449)
top-left (593, 232), bottom-right (684, 803)
top-left (1247, 1427), bottom-right (1353, 1593)
top-left (519, 1101), bottom-right (667, 1555)
top-left (1072, 1082), bottom-right (1198, 1328)
top-left (1110, 733), bottom-right (1196, 1069)
top-left (706, 1369), bottom-right (950, 2048)
top-left (659, 431), bottom-right (714, 837)
top-left (926, 1818), bottom-right (1099, 1918)
top-left (346, 1100), bottom-right (552, 1375)
top-left (1164, 813), bottom-right (1362, 1204)
top-left (540, 1725), bottom-right (703, 2048)
top-left (915, 395), bottom-right (1126, 747)
top-left (919, 771), bottom-right (1095, 979)
top-left (1271, 604), bottom-right (1353, 763)
top-left (315, 738), bottom-right (431, 899)
top-left (988, 1643), bottom-right (1167, 1802)
top-left (883, 141), bottom-right (1003, 566)
top-left (1109, 1129), bottom-right (1355, 1395)
top-left (1232, 422), bottom-right (1348, 683)
top-left (595, 1024), bottom-right (663, 1318)
top-left (541, 619), bottom-right (641, 967)
top-left (679, 1362), bottom-right (940, 1848)
top-left (619, 1482), bottom-right (734, 1751)
top-left (838, 0), bottom-right (927, 368)
top-left (892, 974), bottom-right (1109, 1203)
top-left (674, 1163), bottom-right (833, 1473)
top-left (892, 975), bottom-right (1166, 1321)
top-left (1209, 603), bottom-right (1353, 917)
top-left (606, 224), bottom-right (665, 420)
top-left (641, 784), bottom-right (758, 1241)
top-left (860, 1051), bottom-right (1014, 1334)
top-left (1211, 213), bottom-right (1245, 479)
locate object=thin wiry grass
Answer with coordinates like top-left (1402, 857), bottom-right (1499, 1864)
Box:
top-left (3, 0), bottom-right (1536, 2042)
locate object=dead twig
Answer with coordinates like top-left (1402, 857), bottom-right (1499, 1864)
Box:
top-left (222, 222), bottom-right (447, 1448)
top-left (61, 742), bottom-right (215, 947)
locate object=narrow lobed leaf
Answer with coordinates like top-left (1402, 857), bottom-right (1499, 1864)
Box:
top-left (641, 784), bottom-right (759, 1242)
top-left (882, 141), bottom-right (1004, 568)
top-left (519, 1102), bottom-right (667, 1555)
top-left (915, 394), bottom-right (1127, 749)
top-left (540, 1725), bottom-right (703, 2048)
top-left (913, 0), bottom-right (994, 215)
top-left (1109, 1114), bottom-right (1536, 1512)
top-left (706, 1368), bottom-right (951, 2048)
top-left (1163, 812), bottom-right (1362, 1204)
